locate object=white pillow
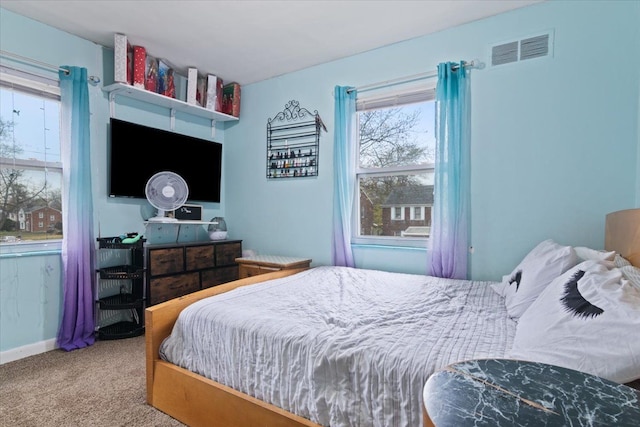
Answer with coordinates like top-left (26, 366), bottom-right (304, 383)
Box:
top-left (574, 246), bottom-right (616, 262)
top-left (492, 239), bottom-right (578, 320)
top-left (509, 260), bottom-right (640, 383)
top-left (620, 264), bottom-right (640, 291)
top-left (614, 253), bottom-right (632, 268)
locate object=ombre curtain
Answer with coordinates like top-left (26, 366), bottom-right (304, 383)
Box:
top-left (429, 62), bottom-right (470, 279)
top-left (332, 86), bottom-right (357, 267)
top-left (56, 66), bottom-right (95, 350)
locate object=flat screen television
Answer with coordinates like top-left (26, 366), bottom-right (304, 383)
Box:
top-left (109, 118), bottom-right (222, 203)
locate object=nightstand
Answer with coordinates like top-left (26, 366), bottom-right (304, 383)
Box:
top-left (235, 255), bottom-right (312, 278)
top-left (423, 359), bottom-right (640, 427)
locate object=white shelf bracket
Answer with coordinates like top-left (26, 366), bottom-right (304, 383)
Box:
top-left (108, 91), bottom-right (117, 118)
top-left (211, 119), bottom-right (217, 138)
top-left (170, 108), bottom-right (176, 131)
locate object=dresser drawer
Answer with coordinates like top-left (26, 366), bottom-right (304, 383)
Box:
top-left (201, 265), bottom-right (239, 289)
top-left (148, 272), bottom-right (200, 305)
top-left (216, 242), bottom-right (242, 266)
top-left (186, 245), bottom-right (215, 270)
top-left (148, 247), bottom-right (184, 276)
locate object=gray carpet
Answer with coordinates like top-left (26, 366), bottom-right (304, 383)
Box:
top-left (0, 335), bottom-right (185, 426)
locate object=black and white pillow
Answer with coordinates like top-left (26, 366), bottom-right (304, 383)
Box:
top-left (492, 239), bottom-right (578, 320)
top-left (509, 259), bottom-right (640, 383)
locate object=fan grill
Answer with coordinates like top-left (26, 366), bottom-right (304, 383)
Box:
top-left (145, 172), bottom-right (189, 221)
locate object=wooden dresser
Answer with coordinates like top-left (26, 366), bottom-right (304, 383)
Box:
top-left (146, 240), bottom-right (242, 305)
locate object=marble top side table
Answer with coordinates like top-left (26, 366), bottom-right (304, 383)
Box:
top-left (423, 358), bottom-right (640, 427)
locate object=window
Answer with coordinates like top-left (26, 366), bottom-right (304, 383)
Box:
top-left (0, 71), bottom-right (62, 245)
top-left (392, 206), bottom-right (404, 221)
top-left (411, 206), bottom-right (424, 221)
top-left (354, 84), bottom-right (435, 247)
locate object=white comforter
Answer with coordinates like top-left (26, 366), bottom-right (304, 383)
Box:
top-left (160, 266), bottom-right (515, 427)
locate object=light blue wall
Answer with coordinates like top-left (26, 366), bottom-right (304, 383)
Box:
top-left (0, 8), bottom-right (227, 353)
top-left (0, 252), bottom-right (62, 351)
top-left (1, 1), bottom-right (639, 354)
top-left (226, 0), bottom-right (640, 280)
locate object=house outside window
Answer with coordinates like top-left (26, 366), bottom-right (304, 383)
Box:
top-left (354, 83), bottom-right (435, 247)
top-left (0, 71), bottom-right (62, 245)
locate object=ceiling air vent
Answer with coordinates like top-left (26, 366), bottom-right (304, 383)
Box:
top-left (490, 30), bottom-right (553, 67)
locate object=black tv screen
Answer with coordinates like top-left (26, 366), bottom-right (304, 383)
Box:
top-left (109, 118), bottom-right (222, 203)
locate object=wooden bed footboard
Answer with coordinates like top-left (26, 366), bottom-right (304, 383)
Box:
top-left (145, 267), bottom-right (320, 427)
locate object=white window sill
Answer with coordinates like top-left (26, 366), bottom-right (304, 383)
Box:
top-left (352, 236), bottom-right (428, 249)
top-left (0, 240), bottom-right (62, 258)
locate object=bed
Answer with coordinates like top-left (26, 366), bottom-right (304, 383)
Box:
top-left (145, 209), bottom-right (640, 426)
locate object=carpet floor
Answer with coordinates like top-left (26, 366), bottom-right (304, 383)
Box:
top-left (0, 335), bottom-right (185, 426)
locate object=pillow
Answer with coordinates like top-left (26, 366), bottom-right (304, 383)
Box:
top-left (574, 246), bottom-right (616, 262)
top-left (620, 265), bottom-right (640, 291)
top-left (509, 260), bottom-right (640, 383)
top-left (491, 239), bottom-right (578, 320)
top-left (614, 253), bottom-right (632, 268)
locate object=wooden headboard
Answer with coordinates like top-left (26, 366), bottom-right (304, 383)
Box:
top-left (605, 208), bottom-right (640, 267)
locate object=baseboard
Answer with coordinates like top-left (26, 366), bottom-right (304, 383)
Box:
top-left (0, 338), bottom-right (58, 365)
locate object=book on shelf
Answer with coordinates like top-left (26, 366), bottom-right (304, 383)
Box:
top-left (132, 46), bottom-right (146, 88)
top-left (187, 67), bottom-right (198, 105)
top-left (222, 82), bottom-right (241, 117)
top-left (114, 33), bottom-right (132, 84)
top-left (145, 56), bottom-right (159, 93)
top-left (158, 59), bottom-right (175, 98)
top-left (205, 74), bottom-right (223, 112)
top-left (174, 73), bottom-right (188, 102)
top-left (196, 75), bottom-right (207, 108)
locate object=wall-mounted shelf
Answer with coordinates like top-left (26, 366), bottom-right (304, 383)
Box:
top-left (143, 220), bottom-right (220, 243)
top-left (103, 83), bottom-right (238, 135)
top-left (142, 220), bottom-right (220, 226)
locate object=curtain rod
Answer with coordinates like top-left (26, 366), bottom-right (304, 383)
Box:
top-left (348, 59), bottom-right (482, 94)
top-left (0, 49), bottom-right (101, 84)
top-left (0, 50), bottom-right (70, 75)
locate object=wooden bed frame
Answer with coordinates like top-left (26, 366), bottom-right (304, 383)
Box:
top-left (146, 209), bottom-right (640, 427)
top-left (146, 267), bottom-right (320, 427)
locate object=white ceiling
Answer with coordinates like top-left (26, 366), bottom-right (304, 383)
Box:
top-left (1, 0), bottom-right (542, 86)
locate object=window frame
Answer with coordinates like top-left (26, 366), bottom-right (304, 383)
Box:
top-left (352, 83), bottom-right (436, 248)
top-left (410, 206), bottom-right (424, 221)
top-left (0, 69), bottom-right (63, 252)
top-left (391, 206), bottom-right (405, 221)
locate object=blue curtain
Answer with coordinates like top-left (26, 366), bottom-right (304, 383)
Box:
top-left (56, 66), bottom-right (95, 350)
top-left (429, 62), bottom-right (470, 279)
top-left (332, 86), bottom-right (357, 267)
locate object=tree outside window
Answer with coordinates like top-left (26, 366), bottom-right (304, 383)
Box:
top-left (0, 77), bottom-right (62, 244)
top-left (355, 88), bottom-right (435, 245)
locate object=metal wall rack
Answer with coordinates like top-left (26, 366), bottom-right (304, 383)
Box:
top-left (266, 100), bottom-right (326, 179)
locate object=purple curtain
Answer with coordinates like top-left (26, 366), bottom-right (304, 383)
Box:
top-left (428, 62), bottom-right (471, 279)
top-left (332, 86), bottom-right (357, 267)
top-left (56, 66), bottom-right (95, 350)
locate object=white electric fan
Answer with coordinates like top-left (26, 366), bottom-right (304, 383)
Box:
top-left (145, 171), bottom-right (189, 222)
